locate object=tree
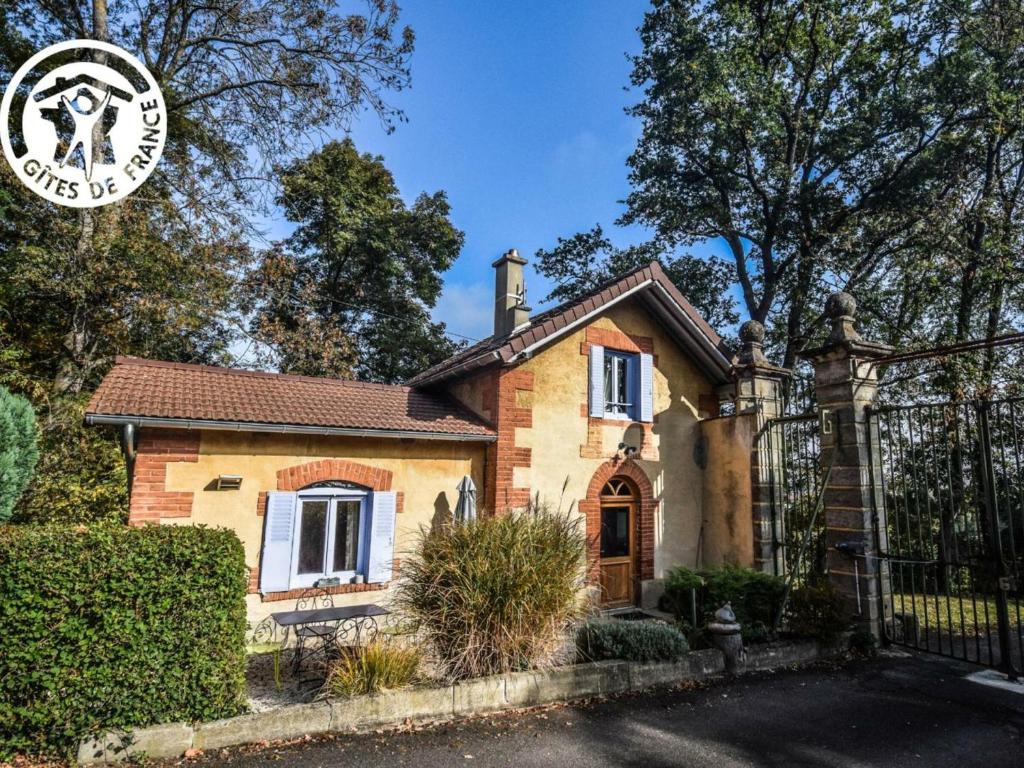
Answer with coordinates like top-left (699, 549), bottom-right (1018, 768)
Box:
top-left (1, 0), bottom-right (416, 395)
top-left (244, 139), bottom-right (464, 383)
top-left (926, 0), bottom-right (1024, 396)
top-left (0, 386), bottom-right (38, 523)
top-left (534, 225), bottom-right (738, 330)
top-left (622, 0), bottom-right (959, 368)
top-left (11, 398), bottom-right (128, 525)
top-left (0, 1), bottom-right (417, 521)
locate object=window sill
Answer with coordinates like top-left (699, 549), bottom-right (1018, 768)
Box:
top-left (593, 415), bottom-right (642, 426)
top-left (602, 413), bottom-right (635, 422)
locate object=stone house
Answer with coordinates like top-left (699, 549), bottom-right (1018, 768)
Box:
top-left (86, 253), bottom-right (761, 621)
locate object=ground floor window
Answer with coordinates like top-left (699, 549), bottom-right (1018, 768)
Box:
top-left (293, 493), bottom-right (365, 587)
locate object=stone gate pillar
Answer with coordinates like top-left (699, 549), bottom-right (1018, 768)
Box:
top-left (731, 321), bottom-right (791, 574)
top-left (800, 292), bottom-right (892, 636)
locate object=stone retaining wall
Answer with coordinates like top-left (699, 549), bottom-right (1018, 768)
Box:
top-left (78, 640), bottom-right (834, 764)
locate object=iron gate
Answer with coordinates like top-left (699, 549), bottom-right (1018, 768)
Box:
top-left (756, 411), bottom-right (827, 585)
top-left (871, 399), bottom-right (1023, 677)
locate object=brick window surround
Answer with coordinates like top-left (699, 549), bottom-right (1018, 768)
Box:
top-left (579, 459), bottom-right (656, 585)
top-left (579, 327), bottom-right (659, 461)
top-left (251, 458), bottom-right (402, 599)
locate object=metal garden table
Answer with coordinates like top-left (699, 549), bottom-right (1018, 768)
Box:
top-left (271, 602), bottom-right (389, 672)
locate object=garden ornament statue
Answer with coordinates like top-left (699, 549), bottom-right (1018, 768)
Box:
top-left (707, 602), bottom-right (745, 673)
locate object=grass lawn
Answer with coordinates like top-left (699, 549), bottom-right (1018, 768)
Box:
top-left (889, 592), bottom-right (1022, 637)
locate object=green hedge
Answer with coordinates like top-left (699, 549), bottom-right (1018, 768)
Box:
top-left (577, 619), bottom-right (689, 663)
top-left (0, 524), bottom-right (248, 758)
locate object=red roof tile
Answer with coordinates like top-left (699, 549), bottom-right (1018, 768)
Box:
top-left (86, 358), bottom-right (495, 439)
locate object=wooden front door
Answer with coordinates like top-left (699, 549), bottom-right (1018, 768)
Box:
top-left (599, 478), bottom-right (637, 607)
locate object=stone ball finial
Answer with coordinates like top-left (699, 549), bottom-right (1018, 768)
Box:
top-left (825, 291), bottom-right (861, 344)
top-left (739, 320), bottom-right (765, 345)
top-left (736, 320), bottom-right (767, 365)
top-left (825, 291), bottom-right (856, 319)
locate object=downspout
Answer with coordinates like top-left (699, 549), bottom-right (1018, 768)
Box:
top-left (119, 423), bottom-right (137, 498)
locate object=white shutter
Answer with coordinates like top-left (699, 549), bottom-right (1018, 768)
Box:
top-left (639, 352), bottom-right (654, 423)
top-left (259, 492), bottom-right (297, 593)
top-left (589, 344), bottom-right (605, 418)
top-left (366, 491), bottom-right (397, 583)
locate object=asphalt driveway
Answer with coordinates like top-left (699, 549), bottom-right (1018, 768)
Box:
top-left (182, 652), bottom-right (1023, 768)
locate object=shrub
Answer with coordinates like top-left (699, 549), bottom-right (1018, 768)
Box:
top-left (849, 628), bottom-right (879, 657)
top-left (325, 642), bottom-right (421, 697)
top-left (786, 582), bottom-right (850, 642)
top-left (703, 566), bottom-right (786, 642)
top-left (0, 386), bottom-right (38, 523)
top-left (659, 565), bottom-right (786, 643)
top-left (658, 566), bottom-right (704, 626)
top-left (13, 398), bottom-right (126, 525)
top-left (0, 524), bottom-right (248, 758)
top-left (577, 619), bottom-right (689, 663)
top-left (394, 504), bottom-right (586, 680)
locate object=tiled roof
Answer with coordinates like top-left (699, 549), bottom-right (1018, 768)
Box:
top-left (86, 358), bottom-right (495, 439)
top-left (408, 261), bottom-right (734, 387)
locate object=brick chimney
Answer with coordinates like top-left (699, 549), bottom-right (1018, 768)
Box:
top-left (492, 248), bottom-right (531, 337)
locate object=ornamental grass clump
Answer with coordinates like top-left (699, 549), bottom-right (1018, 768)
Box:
top-left (325, 642), bottom-right (421, 697)
top-left (394, 502), bottom-right (586, 681)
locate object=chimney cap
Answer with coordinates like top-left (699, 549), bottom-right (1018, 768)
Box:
top-left (491, 248), bottom-right (527, 268)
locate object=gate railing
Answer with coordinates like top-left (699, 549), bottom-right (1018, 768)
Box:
top-left (755, 409), bottom-right (827, 585)
top-left (870, 398), bottom-right (1023, 677)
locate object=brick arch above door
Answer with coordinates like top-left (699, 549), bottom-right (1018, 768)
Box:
top-left (580, 459), bottom-right (656, 582)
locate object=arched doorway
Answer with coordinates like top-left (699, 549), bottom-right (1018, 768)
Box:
top-left (598, 477), bottom-right (638, 607)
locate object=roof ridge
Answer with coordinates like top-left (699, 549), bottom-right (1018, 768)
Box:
top-left (114, 356), bottom-right (413, 391)
top-left (408, 259), bottom-right (732, 388)
top-left (524, 261), bottom-right (656, 325)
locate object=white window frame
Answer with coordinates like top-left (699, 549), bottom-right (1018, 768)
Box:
top-left (290, 489), bottom-right (368, 589)
top-left (604, 350), bottom-right (637, 421)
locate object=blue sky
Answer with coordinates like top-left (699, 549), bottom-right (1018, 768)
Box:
top-left (337, 0), bottom-right (659, 343)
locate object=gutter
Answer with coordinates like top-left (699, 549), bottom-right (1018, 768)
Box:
top-left (85, 414), bottom-right (498, 443)
top-left (119, 423), bottom-right (137, 496)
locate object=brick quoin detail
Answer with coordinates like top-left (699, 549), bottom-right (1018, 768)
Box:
top-left (128, 429), bottom-right (200, 525)
top-left (485, 369), bottom-right (534, 512)
top-left (580, 459), bottom-right (656, 587)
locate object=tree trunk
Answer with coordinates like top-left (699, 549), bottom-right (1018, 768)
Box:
top-left (53, 0), bottom-right (110, 397)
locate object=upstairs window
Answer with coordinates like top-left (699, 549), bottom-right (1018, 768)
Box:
top-left (603, 351), bottom-right (636, 419)
top-left (589, 343), bottom-right (654, 423)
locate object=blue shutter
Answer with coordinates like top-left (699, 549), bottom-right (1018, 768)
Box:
top-left (366, 491), bottom-right (397, 583)
top-left (259, 492), bottom-right (297, 593)
top-left (639, 352), bottom-right (654, 423)
top-left (589, 344), bottom-right (605, 418)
